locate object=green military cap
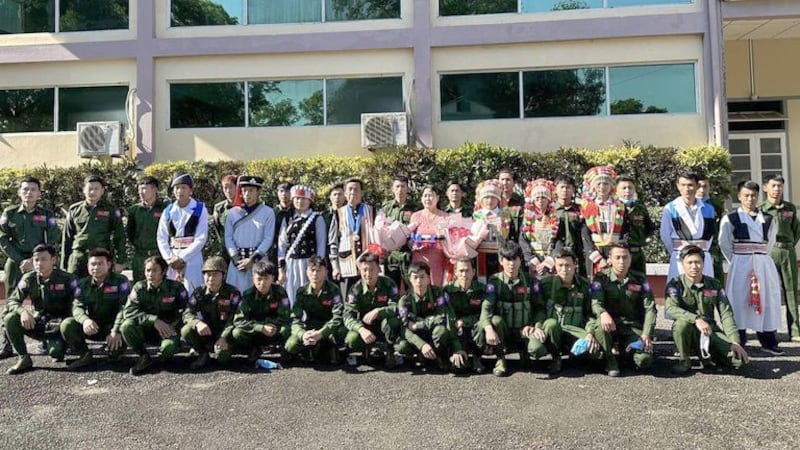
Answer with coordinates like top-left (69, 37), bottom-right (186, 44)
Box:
top-left (202, 256), bottom-right (227, 273)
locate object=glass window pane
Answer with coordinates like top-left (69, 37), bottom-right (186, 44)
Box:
top-left (521, 0), bottom-right (602, 13)
top-left (0, 88), bottom-right (55, 132)
top-left (609, 0), bottom-right (692, 7)
top-left (58, 86), bottom-right (128, 132)
top-left (171, 0), bottom-right (241, 26)
top-left (326, 77), bottom-right (403, 125)
top-left (170, 83), bottom-right (245, 128)
top-left (325, 0), bottom-right (401, 21)
top-left (249, 80), bottom-right (323, 127)
top-left (60, 0), bottom-right (128, 32)
top-left (760, 137), bottom-right (782, 154)
top-left (248, 0), bottom-right (320, 24)
top-left (522, 68), bottom-right (606, 117)
top-left (609, 63), bottom-right (696, 115)
top-left (728, 139), bottom-right (750, 155)
top-left (761, 155), bottom-right (782, 170)
top-left (440, 72), bottom-right (519, 121)
top-left (730, 155), bottom-right (750, 172)
top-left (0, 0), bottom-right (55, 33)
top-left (439, 0), bottom-right (516, 16)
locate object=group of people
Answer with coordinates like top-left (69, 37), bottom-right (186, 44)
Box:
top-left (0, 165), bottom-right (797, 378)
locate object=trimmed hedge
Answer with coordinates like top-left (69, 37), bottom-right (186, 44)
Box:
top-left (0, 143), bottom-right (733, 264)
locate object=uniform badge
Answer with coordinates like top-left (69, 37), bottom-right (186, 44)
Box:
top-left (162, 296), bottom-right (175, 304)
top-left (321, 299), bottom-right (332, 307)
top-left (52, 284), bottom-right (64, 291)
top-left (114, 210), bottom-right (122, 218)
top-left (74, 287), bottom-right (82, 297)
top-left (154, 212), bottom-right (162, 218)
top-left (232, 294), bottom-right (241, 306)
top-left (666, 287), bottom-right (679, 297)
top-left (281, 297), bottom-right (290, 307)
top-left (590, 281), bottom-right (602, 292)
top-left (627, 284), bottom-right (641, 293)
top-left (436, 295), bottom-right (447, 307)
top-left (516, 286), bottom-right (526, 295)
top-left (48, 217), bottom-right (57, 227)
top-left (180, 290), bottom-right (188, 300)
top-left (103, 285), bottom-right (118, 294)
top-left (120, 282), bottom-right (131, 295)
top-left (531, 283), bottom-right (540, 294)
top-left (391, 286), bottom-right (398, 297)
top-left (703, 289), bottom-right (717, 298)
top-left (470, 298), bottom-right (481, 306)
top-left (96, 210), bottom-right (109, 217)
top-left (347, 294), bottom-right (357, 304)
top-left (642, 282), bottom-right (651, 293)
top-left (486, 283), bottom-right (496, 294)
top-left (33, 214), bottom-right (45, 223)
top-left (377, 294), bottom-right (388, 304)
top-left (218, 299), bottom-right (230, 306)
top-left (332, 295), bottom-right (342, 305)
top-left (782, 211), bottom-right (793, 219)
top-left (269, 301), bottom-right (278, 310)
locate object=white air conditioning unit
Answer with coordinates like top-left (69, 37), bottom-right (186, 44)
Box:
top-left (76, 121), bottom-right (124, 158)
top-left (361, 113), bottom-right (408, 150)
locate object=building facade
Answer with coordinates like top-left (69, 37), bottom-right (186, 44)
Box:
top-left (0, 0), bottom-right (798, 198)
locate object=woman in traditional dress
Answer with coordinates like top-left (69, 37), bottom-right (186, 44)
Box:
top-left (471, 180), bottom-right (520, 282)
top-left (408, 185), bottom-right (449, 286)
top-left (518, 179), bottom-right (560, 278)
top-left (579, 166), bottom-right (626, 277)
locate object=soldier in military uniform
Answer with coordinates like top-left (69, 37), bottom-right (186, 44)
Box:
top-left (285, 257), bottom-right (346, 363)
top-left (590, 244), bottom-right (657, 377)
top-left (553, 175), bottom-right (585, 278)
top-left (528, 249), bottom-right (598, 375)
top-left (391, 262), bottom-right (467, 372)
top-left (382, 175), bottom-right (418, 290)
top-left (329, 178), bottom-right (378, 296)
top-left (3, 245), bottom-right (78, 374)
top-left (211, 174), bottom-right (238, 265)
top-left (61, 248), bottom-right (131, 370)
top-left (230, 261), bottom-right (291, 362)
top-left (616, 175), bottom-right (655, 275)
top-left (0, 176), bottom-right (59, 359)
top-left (339, 252), bottom-right (401, 368)
top-left (442, 180), bottom-right (473, 218)
top-left (760, 174), bottom-right (800, 342)
top-left (443, 257), bottom-right (493, 373)
top-left (181, 256), bottom-right (241, 370)
top-left (62, 175), bottom-right (126, 277)
top-left (479, 242), bottom-right (540, 377)
top-left (126, 176), bottom-right (168, 283)
top-left (120, 256), bottom-right (189, 375)
top-left (498, 169), bottom-right (524, 208)
top-left (666, 245), bottom-right (749, 374)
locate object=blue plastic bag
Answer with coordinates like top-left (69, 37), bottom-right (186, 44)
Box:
top-left (570, 338), bottom-right (590, 356)
top-left (255, 359), bottom-right (282, 371)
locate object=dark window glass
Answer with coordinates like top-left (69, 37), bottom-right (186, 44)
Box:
top-left (249, 80), bottom-right (324, 127)
top-left (0, 88), bottom-right (55, 132)
top-left (325, 0), bottom-right (401, 21)
top-left (729, 121), bottom-right (786, 132)
top-left (609, 63), bottom-right (696, 115)
top-left (171, 0), bottom-right (240, 26)
top-left (440, 72), bottom-right (519, 121)
top-left (60, 0), bottom-right (128, 32)
top-left (326, 77), bottom-right (403, 125)
top-left (170, 83), bottom-right (245, 128)
top-left (58, 86), bottom-right (128, 131)
top-left (439, 0), bottom-right (516, 16)
top-left (522, 68), bottom-right (606, 117)
top-left (0, 0), bottom-right (55, 33)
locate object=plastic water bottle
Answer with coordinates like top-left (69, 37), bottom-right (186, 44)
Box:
top-left (255, 359), bottom-right (282, 371)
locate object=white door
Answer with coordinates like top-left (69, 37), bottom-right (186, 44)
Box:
top-left (729, 132), bottom-right (789, 201)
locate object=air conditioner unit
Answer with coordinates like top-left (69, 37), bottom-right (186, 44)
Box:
top-left (361, 113), bottom-right (408, 150)
top-left (76, 121), bottom-right (124, 158)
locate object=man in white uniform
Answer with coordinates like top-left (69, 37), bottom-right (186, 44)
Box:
top-left (157, 174), bottom-right (209, 293)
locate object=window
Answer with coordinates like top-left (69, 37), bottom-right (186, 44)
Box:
top-left (58, 86), bottom-right (128, 131)
top-left (440, 0), bottom-right (691, 16)
top-left (171, 0), bottom-right (400, 26)
top-left (0, 0), bottom-right (128, 33)
top-left (0, 88), bottom-right (55, 133)
top-left (609, 64), bottom-right (696, 115)
top-left (170, 77), bottom-right (402, 128)
top-left (440, 63), bottom-right (695, 121)
top-left (440, 73), bottom-right (519, 121)
top-left (729, 133), bottom-right (789, 201)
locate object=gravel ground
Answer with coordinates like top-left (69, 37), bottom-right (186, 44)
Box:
top-left (0, 306), bottom-right (798, 450)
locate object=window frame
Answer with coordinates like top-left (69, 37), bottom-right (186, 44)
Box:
top-left (437, 0), bottom-right (694, 17)
top-left (729, 132), bottom-right (790, 203)
top-left (0, 0), bottom-right (130, 34)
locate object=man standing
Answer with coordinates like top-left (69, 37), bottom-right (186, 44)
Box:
top-left (157, 173), bottom-right (209, 293)
top-left (665, 245), bottom-right (749, 374)
top-left (660, 171), bottom-right (717, 283)
top-left (329, 178), bottom-right (377, 296)
top-left (591, 244), bottom-right (656, 377)
top-left (126, 176), bottom-right (168, 283)
top-left (62, 175), bottom-right (126, 277)
top-left (498, 169), bottom-right (524, 207)
top-left (616, 175), bottom-right (655, 275)
top-left (225, 176), bottom-right (275, 293)
top-left (759, 174), bottom-right (800, 342)
top-left (382, 175), bottom-right (417, 290)
top-left (0, 176), bottom-right (58, 358)
top-left (442, 180), bottom-right (473, 218)
top-left (211, 174), bottom-right (237, 264)
top-left (553, 175), bottom-right (585, 278)
top-left (322, 183), bottom-right (345, 234)
top-left (719, 181), bottom-right (783, 354)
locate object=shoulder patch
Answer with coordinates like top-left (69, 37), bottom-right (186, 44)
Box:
top-left (719, 288), bottom-right (726, 297)
top-left (347, 293), bottom-right (357, 304)
top-left (590, 281), bottom-right (602, 292)
top-left (119, 281), bottom-right (131, 295)
top-left (486, 283), bottom-right (496, 294)
top-left (531, 282), bottom-right (540, 294)
top-left (179, 289), bottom-right (188, 300)
top-left (281, 297), bottom-right (290, 307)
top-left (666, 287), bottom-right (679, 297)
top-left (391, 286), bottom-right (399, 297)
top-left (436, 295), bottom-right (447, 307)
top-left (642, 282), bottom-right (651, 293)
top-left (74, 287), bottom-right (82, 297)
top-left (17, 279), bottom-right (27, 291)
top-left (0, 215), bottom-right (7, 226)
top-left (48, 217), bottom-right (58, 227)
top-left (332, 295), bottom-right (342, 305)
top-left (398, 306), bottom-right (408, 319)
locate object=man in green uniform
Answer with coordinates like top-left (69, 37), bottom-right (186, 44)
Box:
top-left (62, 248), bottom-right (131, 370)
top-left (666, 245), bottom-right (750, 374)
top-left (443, 257), bottom-right (493, 373)
top-left (120, 256), bottom-right (189, 375)
top-left (126, 176), bottom-right (168, 283)
top-left (479, 241), bottom-right (540, 377)
top-left (591, 244), bottom-right (656, 377)
top-left (285, 257), bottom-right (347, 363)
top-left (760, 174), bottom-right (800, 341)
top-left (4, 244), bottom-right (78, 374)
top-left (553, 175), bottom-right (585, 278)
top-left (498, 169), bottom-right (524, 207)
top-left (442, 180), bottom-right (473, 218)
top-left (211, 174), bottom-right (237, 264)
top-left (0, 176), bottom-right (59, 359)
top-left (62, 175), bottom-right (126, 277)
top-left (528, 249), bottom-right (599, 375)
top-left (696, 173), bottom-right (725, 284)
top-left (181, 256), bottom-right (241, 370)
top-left (230, 261), bottom-right (291, 362)
top-left (339, 252), bottom-right (401, 368)
top-left (391, 261), bottom-right (467, 372)
top-left (382, 175), bottom-right (418, 290)
top-left (616, 175), bottom-right (655, 275)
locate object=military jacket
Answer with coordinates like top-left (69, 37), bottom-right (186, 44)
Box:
top-left (62, 200), bottom-right (126, 263)
top-left (7, 269), bottom-right (78, 319)
top-left (233, 284), bottom-right (291, 334)
top-left (484, 272), bottom-right (540, 330)
top-left (340, 276), bottom-right (398, 332)
top-left (590, 268), bottom-right (656, 336)
top-left (73, 272), bottom-right (131, 333)
top-left (537, 275), bottom-right (593, 330)
top-left (443, 279), bottom-right (493, 330)
top-left (0, 204), bottom-right (58, 262)
top-left (623, 200), bottom-right (656, 247)
top-left (759, 200), bottom-right (800, 246)
top-left (665, 275), bottom-right (739, 344)
top-left (291, 280), bottom-right (343, 338)
top-left (123, 279), bottom-right (188, 326)
top-left (184, 283), bottom-right (242, 338)
top-left (126, 198), bottom-right (169, 254)
top-left (396, 286), bottom-right (460, 351)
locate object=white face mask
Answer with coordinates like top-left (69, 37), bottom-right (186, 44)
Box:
top-left (699, 334), bottom-right (711, 359)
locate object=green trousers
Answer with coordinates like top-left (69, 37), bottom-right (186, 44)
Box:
top-left (4, 258), bottom-right (26, 299)
top-left (391, 324), bottom-right (457, 357)
top-left (180, 324), bottom-right (232, 363)
top-left (594, 323), bottom-right (653, 370)
top-left (629, 248), bottom-right (647, 278)
top-left (119, 319), bottom-right (180, 359)
top-left (672, 319), bottom-right (745, 369)
top-left (61, 318), bottom-right (125, 358)
top-left (4, 311), bottom-right (66, 359)
top-left (229, 325), bottom-right (290, 352)
top-left (771, 246), bottom-right (800, 337)
top-left (344, 317), bottom-right (402, 352)
top-left (285, 326), bottom-right (348, 355)
top-left (528, 319), bottom-right (592, 359)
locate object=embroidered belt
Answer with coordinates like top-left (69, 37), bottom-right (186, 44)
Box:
top-left (671, 239), bottom-right (710, 251)
top-left (237, 247), bottom-right (258, 259)
top-left (733, 242), bottom-right (768, 255)
top-left (170, 237), bottom-right (194, 249)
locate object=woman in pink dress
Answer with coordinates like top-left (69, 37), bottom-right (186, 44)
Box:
top-left (408, 185), bottom-right (449, 286)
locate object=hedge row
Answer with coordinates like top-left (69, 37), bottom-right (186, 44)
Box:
top-left (0, 143), bottom-right (733, 264)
